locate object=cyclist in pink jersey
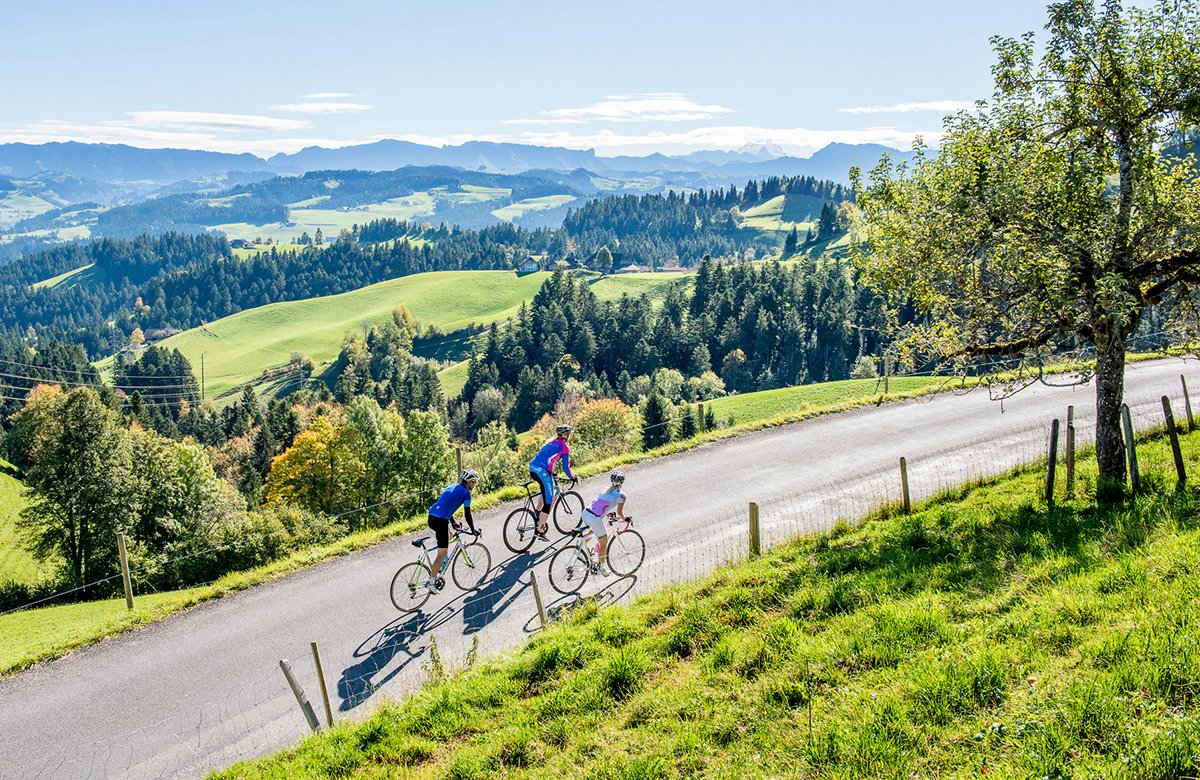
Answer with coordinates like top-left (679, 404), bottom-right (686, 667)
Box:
top-left (579, 471), bottom-right (627, 576)
top-left (529, 423), bottom-right (577, 537)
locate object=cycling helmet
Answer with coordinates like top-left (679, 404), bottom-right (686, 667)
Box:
top-left (610, 470), bottom-right (625, 485)
top-left (460, 469), bottom-right (480, 483)
top-left (555, 424), bottom-right (574, 436)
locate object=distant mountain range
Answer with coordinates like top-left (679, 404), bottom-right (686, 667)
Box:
top-left (0, 139), bottom-right (915, 190)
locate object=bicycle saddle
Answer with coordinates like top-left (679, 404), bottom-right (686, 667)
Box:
top-left (411, 537), bottom-right (429, 548)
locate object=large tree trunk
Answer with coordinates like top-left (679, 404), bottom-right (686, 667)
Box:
top-left (1094, 329), bottom-right (1128, 498)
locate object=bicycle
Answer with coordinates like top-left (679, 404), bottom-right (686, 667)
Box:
top-left (547, 513), bottom-right (646, 595)
top-left (390, 526), bottom-right (492, 612)
top-left (502, 476), bottom-right (584, 554)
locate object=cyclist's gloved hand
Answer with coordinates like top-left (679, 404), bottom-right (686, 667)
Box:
top-left (570, 477), bottom-right (579, 487)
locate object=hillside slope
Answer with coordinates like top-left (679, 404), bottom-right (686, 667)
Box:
top-left (148, 270), bottom-right (684, 400)
top-left (215, 430), bottom-right (1200, 779)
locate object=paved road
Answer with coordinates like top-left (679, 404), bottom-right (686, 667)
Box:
top-left (1, 359), bottom-right (1194, 778)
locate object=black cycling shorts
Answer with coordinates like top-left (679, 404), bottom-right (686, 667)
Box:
top-left (427, 514), bottom-right (451, 549)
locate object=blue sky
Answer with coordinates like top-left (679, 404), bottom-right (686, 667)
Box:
top-left (1, 0), bottom-right (1057, 158)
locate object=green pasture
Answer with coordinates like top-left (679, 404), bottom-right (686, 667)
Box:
top-left (491, 195), bottom-right (577, 221)
top-left (154, 271), bottom-right (556, 400)
top-left (706, 375), bottom-right (943, 426)
top-left (32, 262), bottom-right (102, 290)
top-left (0, 193), bottom-right (57, 228)
top-left (131, 270), bottom-right (683, 401)
top-left (0, 460), bottom-right (41, 586)
top-left (739, 193), bottom-right (824, 233)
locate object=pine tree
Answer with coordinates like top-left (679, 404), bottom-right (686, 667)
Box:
top-left (641, 392), bottom-right (672, 450)
top-left (783, 227), bottom-right (799, 257)
top-left (678, 404), bottom-right (697, 439)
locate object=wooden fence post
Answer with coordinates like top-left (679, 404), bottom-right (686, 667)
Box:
top-left (1183, 375), bottom-right (1195, 432)
top-left (698, 403), bottom-right (706, 433)
top-left (884, 354), bottom-right (891, 395)
top-left (899, 457), bottom-right (911, 514)
top-left (748, 502), bottom-right (761, 557)
top-left (117, 532), bottom-right (134, 611)
top-left (1163, 396), bottom-right (1187, 487)
top-left (530, 571), bottom-right (549, 629)
top-left (1065, 421), bottom-right (1076, 499)
top-left (1045, 419), bottom-right (1060, 506)
top-left (311, 641), bottom-right (334, 728)
top-left (279, 659), bottom-right (321, 733)
top-left (1121, 403), bottom-right (1140, 493)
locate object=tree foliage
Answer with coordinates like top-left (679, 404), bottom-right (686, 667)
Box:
top-left (853, 0), bottom-right (1200, 489)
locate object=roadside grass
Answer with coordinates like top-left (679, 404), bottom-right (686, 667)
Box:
top-left (211, 430), bottom-right (1200, 779)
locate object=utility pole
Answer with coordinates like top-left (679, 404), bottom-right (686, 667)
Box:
top-left (200, 353), bottom-right (206, 401)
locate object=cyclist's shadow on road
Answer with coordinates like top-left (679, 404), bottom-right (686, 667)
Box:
top-left (533, 574), bottom-right (640, 629)
top-left (459, 547), bottom-right (555, 635)
top-left (337, 612), bottom-right (431, 711)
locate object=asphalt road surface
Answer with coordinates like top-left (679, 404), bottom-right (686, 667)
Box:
top-left (1, 358), bottom-right (1194, 779)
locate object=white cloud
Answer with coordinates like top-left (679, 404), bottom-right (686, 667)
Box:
top-left (125, 111), bottom-right (309, 132)
top-left (305, 92), bottom-right (354, 99)
top-left (839, 100), bottom-right (975, 115)
top-left (506, 93), bottom-right (736, 125)
top-left (272, 102), bottom-right (373, 115)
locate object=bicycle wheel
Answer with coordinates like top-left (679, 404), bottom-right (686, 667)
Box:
top-left (390, 561), bottom-right (432, 612)
top-left (548, 543), bottom-right (591, 595)
top-left (607, 528), bottom-right (645, 577)
top-left (503, 507), bottom-right (538, 554)
top-left (552, 491), bottom-right (585, 534)
top-left (451, 541), bottom-right (492, 591)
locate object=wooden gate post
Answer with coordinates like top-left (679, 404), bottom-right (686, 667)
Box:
top-left (280, 659), bottom-right (321, 733)
top-left (117, 532), bottom-right (134, 611)
top-left (1045, 419), bottom-right (1060, 506)
top-left (1163, 396), bottom-right (1187, 487)
top-left (899, 457), bottom-right (911, 514)
top-left (1182, 375), bottom-right (1195, 432)
top-left (748, 502), bottom-right (761, 557)
top-left (1122, 404), bottom-right (1140, 493)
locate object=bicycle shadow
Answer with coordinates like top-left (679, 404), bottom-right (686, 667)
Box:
top-left (526, 573), bottom-right (640, 631)
top-left (460, 546), bottom-right (556, 635)
top-left (337, 611), bottom-right (433, 711)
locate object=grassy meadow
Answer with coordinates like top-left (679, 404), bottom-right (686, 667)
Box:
top-left (739, 193), bottom-right (825, 233)
top-left (0, 460), bottom-right (40, 586)
top-left (135, 270), bottom-right (684, 401)
top-left (705, 375), bottom-right (945, 427)
top-left (490, 195), bottom-right (578, 221)
top-left (0, 192), bottom-right (56, 228)
top-left (212, 429), bottom-right (1200, 779)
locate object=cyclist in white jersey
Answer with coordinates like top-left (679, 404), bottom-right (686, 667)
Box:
top-left (580, 471), bottom-right (627, 576)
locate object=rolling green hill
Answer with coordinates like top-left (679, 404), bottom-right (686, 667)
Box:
top-left (143, 270), bottom-right (685, 400)
top-left (739, 193), bottom-right (826, 232)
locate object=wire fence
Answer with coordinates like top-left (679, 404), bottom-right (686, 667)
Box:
top-left (1, 365), bottom-right (1196, 779)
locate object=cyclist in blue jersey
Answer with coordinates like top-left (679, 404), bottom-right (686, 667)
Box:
top-left (424, 469), bottom-right (480, 591)
top-left (580, 471), bottom-right (627, 576)
top-left (529, 423), bottom-right (577, 537)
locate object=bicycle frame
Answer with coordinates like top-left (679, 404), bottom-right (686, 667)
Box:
top-left (416, 529), bottom-right (479, 576)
